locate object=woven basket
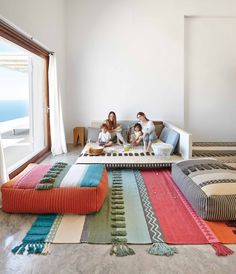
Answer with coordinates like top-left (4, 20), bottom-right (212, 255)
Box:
top-left (88, 146), bottom-right (104, 155)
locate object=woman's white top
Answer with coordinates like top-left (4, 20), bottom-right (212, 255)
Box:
top-left (139, 120), bottom-right (155, 134)
top-left (98, 131), bottom-right (111, 143)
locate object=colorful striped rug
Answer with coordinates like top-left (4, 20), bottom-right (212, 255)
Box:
top-left (12, 169), bottom-right (235, 257)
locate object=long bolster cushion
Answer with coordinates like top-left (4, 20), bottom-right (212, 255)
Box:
top-left (171, 159), bottom-right (236, 221)
top-left (1, 163), bottom-right (108, 214)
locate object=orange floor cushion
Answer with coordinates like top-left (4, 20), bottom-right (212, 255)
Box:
top-left (1, 163), bottom-right (108, 214)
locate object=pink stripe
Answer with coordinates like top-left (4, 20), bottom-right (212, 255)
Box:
top-left (142, 170), bottom-right (209, 244)
top-left (14, 164), bottom-right (52, 189)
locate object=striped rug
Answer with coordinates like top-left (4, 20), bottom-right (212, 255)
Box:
top-left (192, 150), bottom-right (236, 157)
top-left (12, 169), bottom-right (235, 257)
top-left (193, 142), bottom-right (236, 147)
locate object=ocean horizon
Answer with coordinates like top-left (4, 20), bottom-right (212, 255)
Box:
top-left (0, 100), bottom-right (29, 122)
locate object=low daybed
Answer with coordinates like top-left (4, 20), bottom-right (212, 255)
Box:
top-left (76, 120), bottom-right (192, 168)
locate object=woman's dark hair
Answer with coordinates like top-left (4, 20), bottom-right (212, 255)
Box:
top-left (136, 112), bottom-right (149, 121)
top-left (134, 123), bottom-right (142, 131)
top-left (107, 111), bottom-right (117, 129)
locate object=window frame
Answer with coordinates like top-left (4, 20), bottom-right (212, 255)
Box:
top-left (0, 19), bottom-right (51, 179)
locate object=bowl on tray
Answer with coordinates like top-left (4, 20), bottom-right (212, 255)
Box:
top-left (88, 146), bottom-right (104, 156)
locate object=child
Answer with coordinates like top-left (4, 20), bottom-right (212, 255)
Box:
top-left (98, 123), bottom-right (112, 147)
top-left (130, 123), bottom-right (143, 146)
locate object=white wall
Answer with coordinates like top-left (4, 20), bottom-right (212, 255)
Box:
top-left (65, 0), bottom-right (236, 142)
top-left (65, 0), bottom-right (184, 142)
top-left (1, 0), bottom-right (236, 143)
top-left (0, 0), bottom-right (66, 114)
top-left (185, 17), bottom-right (236, 141)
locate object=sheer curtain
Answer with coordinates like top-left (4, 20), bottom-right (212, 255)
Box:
top-left (48, 54), bottom-right (67, 155)
top-left (0, 135), bottom-right (9, 207)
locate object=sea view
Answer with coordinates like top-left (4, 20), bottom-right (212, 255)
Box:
top-left (0, 100), bottom-right (29, 122)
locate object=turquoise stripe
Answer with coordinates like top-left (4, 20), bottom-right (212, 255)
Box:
top-left (23, 214), bottom-right (57, 243)
top-left (80, 164), bottom-right (105, 187)
top-left (11, 214), bottom-right (57, 255)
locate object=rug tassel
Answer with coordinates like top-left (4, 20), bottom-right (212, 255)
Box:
top-left (42, 242), bottom-right (51, 255)
top-left (147, 243), bottom-right (178, 256)
top-left (17, 243), bottom-right (27, 254)
top-left (11, 243), bottom-right (25, 254)
top-left (110, 243), bottom-right (115, 256)
top-left (110, 241), bottom-right (135, 257)
top-left (211, 243), bottom-right (234, 256)
top-left (124, 243), bottom-right (135, 255)
top-left (27, 244), bottom-right (35, 254)
top-left (116, 243), bottom-right (127, 257)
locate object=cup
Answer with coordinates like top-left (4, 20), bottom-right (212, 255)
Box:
top-left (124, 144), bottom-right (130, 152)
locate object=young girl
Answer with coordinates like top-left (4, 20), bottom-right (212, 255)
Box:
top-left (130, 123), bottom-right (143, 146)
top-left (98, 123), bottom-right (112, 147)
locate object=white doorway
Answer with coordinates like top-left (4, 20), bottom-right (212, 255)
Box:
top-left (184, 16), bottom-right (236, 142)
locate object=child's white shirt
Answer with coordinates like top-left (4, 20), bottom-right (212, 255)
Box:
top-left (98, 131), bottom-right (111, 143)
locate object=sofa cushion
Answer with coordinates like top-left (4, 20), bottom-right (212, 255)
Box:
top-left (160, 127), bottom-right (180, 154)
top-left (159, 127), bottom-right (170, 142)
top-left (87, 127), bottom-right (100, 142)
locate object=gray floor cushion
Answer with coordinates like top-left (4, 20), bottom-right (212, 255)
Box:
top-left (172, 159), bottom-right (236, 221)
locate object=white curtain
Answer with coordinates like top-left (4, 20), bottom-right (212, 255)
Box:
top-left (48, 54), bottom-right (67, 155)
top-left (0, 135), bottom-right (9, 207)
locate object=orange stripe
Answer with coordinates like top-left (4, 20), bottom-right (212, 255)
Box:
top-left (205, 221), bottom-right (236, 243)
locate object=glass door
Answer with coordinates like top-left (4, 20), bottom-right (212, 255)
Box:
top-left (0, 37), bottom-right (49, 173)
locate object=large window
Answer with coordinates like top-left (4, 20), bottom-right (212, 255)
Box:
top-left (0, 20), bottom-right (50, 178)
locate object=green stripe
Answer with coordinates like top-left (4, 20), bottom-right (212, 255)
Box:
top-left (85, 176), bottom-right (112, 243)
top-left (54, 165), bottom-right (72, 187)
top-left (122, 170), bottom-right (151, 244)
top-left (84, 170), bottom-right (151, 244)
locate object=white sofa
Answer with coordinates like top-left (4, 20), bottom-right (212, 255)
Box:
top-left (90, 120), bottom-right (192, 160)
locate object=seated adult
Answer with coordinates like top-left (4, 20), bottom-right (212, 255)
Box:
top-left (105, 111), bottom-right (125, 145)
top-left (137, 112), bottom-right (157, 152)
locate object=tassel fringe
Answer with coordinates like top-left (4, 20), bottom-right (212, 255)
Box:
top-left (42, 242), bottom-right (51, 255)
top-left (110, 240), bottom-right (135, 257)
top-left (147, 243), bottom-right (178, 256)
top-left (11, 242), bottom-right (47, 255)
top-left (211, 242), bottom-right (234, 256)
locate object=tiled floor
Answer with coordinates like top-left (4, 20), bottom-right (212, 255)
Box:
top-left (1, 145), bottom-right (236, 274)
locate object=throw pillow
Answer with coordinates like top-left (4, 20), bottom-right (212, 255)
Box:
top-left (155, 124), bottom-right (164, 138)
top-left (87, 127), bottom-right (100, 142)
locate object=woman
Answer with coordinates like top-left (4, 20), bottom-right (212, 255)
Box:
top-left (105, 111), bottom-right (125, 145)
top-left (137, 112), bottom-right (157, 152)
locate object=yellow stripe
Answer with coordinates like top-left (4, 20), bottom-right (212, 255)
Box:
top-left (202, 183), bottom-right (236, 196)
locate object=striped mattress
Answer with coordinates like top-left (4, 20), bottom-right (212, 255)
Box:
top-left (1, 163), bottom-right (108, 214)
top-left (172, 159), bottom-right (236, 221)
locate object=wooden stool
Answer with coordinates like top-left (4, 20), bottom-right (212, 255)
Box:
top-left (73, 127), bottom-right (85, 147)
